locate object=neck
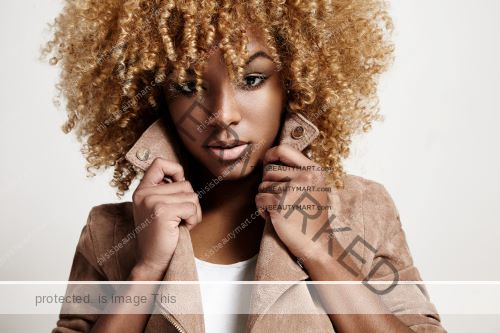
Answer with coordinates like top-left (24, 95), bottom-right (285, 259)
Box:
top-left (189, 164), bottom-right (265, 264)
top-left (200, 172), bottom-right (260, 214)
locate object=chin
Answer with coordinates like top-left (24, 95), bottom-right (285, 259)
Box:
top-left (205, 160), bottom-right (259, 181)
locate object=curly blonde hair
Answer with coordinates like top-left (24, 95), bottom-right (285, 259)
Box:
top-left (43, 0), bottom-right (394, 197)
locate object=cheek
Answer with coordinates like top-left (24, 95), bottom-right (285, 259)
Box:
top-left (240, 90), bottom-right (284, 141)
top-left (167, 100), bottom-right (207, 144)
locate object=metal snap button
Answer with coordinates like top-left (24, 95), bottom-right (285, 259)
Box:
top-left (136, 147), bottom-right (150, 161)
top-left (291, 125), bottom-right (304, 139)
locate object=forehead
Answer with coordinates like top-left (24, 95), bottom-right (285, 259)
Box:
top-left (244, 27), bottom-right (269, 53)
top-left (179, 25), bottom-right (275, 78)
top-left (213, 25), bottom-right (270, 61)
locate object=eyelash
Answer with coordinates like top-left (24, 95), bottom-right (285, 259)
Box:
top-left (240, 74), bottom-right (268, 89)
top-left (172, 74), bottom-right (268, 96)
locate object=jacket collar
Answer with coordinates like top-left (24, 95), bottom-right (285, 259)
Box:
top-left (125, 112), bottom-right (320, 332)
top-left (125, 111), bottom-right (319, 170)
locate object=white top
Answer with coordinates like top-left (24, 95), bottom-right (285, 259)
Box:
top-left (195, 255), bottom-right (258, 333)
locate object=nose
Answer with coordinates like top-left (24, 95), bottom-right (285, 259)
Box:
top-left (206, 83), bottom-right (242, 128)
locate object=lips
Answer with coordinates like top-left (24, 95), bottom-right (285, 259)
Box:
top-left (205, 141), bottom-right (250, 161)
top-left (206, 140), bottom-right (247, 148)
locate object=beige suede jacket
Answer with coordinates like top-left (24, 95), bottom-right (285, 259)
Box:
top-left (53, 112), bottom-right (447, 333)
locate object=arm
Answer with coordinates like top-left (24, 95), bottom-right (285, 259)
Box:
top-left (52, 209), bottom-right (168, 333)
top-left (304, 182), bottom-right (446, 333)
top-left (304, 238), bottom-right (414, 333)
top-left (358, 182), bottom-right (446, 332)
top-left (52, 209), bottom-right (105, 333)
top-left (88, 265), bottom-right (164, 333)
top-left (54, 158), bottom-right (200, 333)
top-left (256, 145), bottom-right (446, 332)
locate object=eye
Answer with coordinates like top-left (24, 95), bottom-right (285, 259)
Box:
top-left (178, 81), bottom-right (196, 94)
top-left (243, 74), bottom-right (267, 88)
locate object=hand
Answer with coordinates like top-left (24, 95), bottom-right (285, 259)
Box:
top-left (131, 157), bottom-right (202, 279)
top-left (255, 144), bottom-right (330, 259)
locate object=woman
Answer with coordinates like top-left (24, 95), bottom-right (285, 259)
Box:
top-left (45, 0), bottom-right (446, 332)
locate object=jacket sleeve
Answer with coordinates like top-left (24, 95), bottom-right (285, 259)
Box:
top-left (52, 207), bottom-right (108, 333)
top-left (361, 182), bottom-right (447, 333)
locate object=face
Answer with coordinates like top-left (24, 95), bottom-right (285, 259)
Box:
top-left (166, 28), bottom-right (285, 180)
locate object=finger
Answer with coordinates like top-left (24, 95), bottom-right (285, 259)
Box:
top-left (175, 182), bottom-right (202, 222)
top-left (262, 164), bottom-right (302, 182)
top-left (255, 193), bottom-right (273, 219)
top-left (263, 144), bottom-right (314, 168)
top-left (139, 158), bottom-right (185, 189)
top-left (258, 181), bottom-right (289, 194)
top-left (135, 181), bottom-right (197, 198)
top-left (162, 202), bottom-right (199, 230)
top-left (145, 193), bottom-right (198, 205)
top-left (255, 192), bottom-right (280, 214)
top-left (146, 193), bottom-right (202, 223)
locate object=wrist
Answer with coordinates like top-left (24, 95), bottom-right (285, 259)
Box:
top-left (294, 235), bottom-right (337, 269)
top-left (129, 262), bottom-right (167, 281)
top-left (301, 248), bottom-right (335, 273)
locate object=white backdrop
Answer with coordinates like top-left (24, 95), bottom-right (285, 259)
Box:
top-left (0, 0), bottom-right (499, 331)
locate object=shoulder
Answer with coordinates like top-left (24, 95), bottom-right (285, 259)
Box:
top-left (333, 173), bottom-right (402, 244)
top-left (85, 202), bottom-right (135, 248)
top-left (87, 201), bottom-right (134, 226)
top-left (340, 173), bottom-right (392, 194)
top-left (82, 202), bottom-right (136, 280)
top-left (338, 173), bottom-right (399, 216)
top-left (330, 174), bottom-right (398, 214)
top-left (338, 177), bottom-right (444, 329)
top-left (333, 174), bottom-right (410, 274)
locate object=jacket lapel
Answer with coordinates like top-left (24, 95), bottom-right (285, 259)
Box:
top-left (156, 225), bottom-right (205, 333)
top-left (245, 112), bottom-right (319, 331)
top-left (125, 111), bottom-right (320, 333)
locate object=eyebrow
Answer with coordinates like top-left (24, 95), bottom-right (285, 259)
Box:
top-left (245, 51), bottom-right (273, 65)
top-left (178, 51), bottom-right (274, 76)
